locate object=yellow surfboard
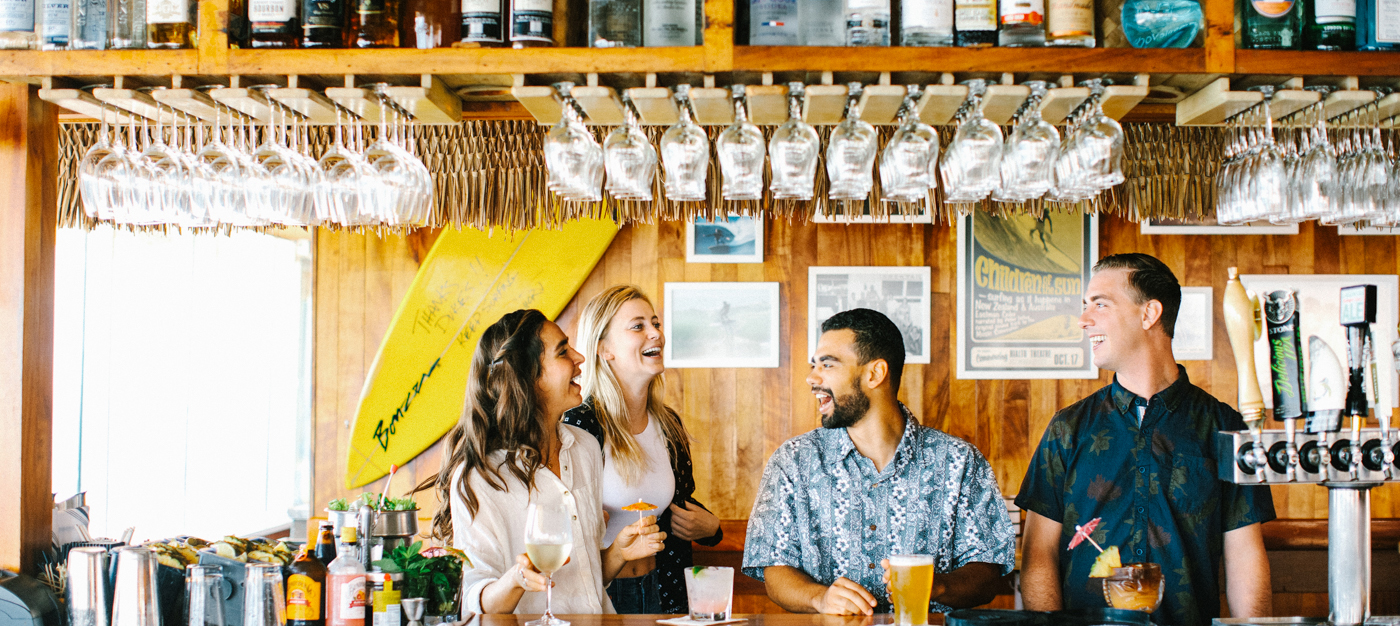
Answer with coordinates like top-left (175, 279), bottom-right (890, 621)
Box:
top-left (345, 219), bottom-right (620, 489)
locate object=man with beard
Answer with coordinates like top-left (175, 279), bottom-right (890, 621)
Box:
top-left (1017, 254), bottom-right (1273, 626)
top-left (742, 308), bottom-right (1015, 615)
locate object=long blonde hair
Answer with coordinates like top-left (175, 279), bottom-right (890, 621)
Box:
top-left (577, 285), bottom-right (690, 485)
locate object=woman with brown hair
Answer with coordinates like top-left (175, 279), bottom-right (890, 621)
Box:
top-left (563, 286), bottom-right (723, 614)
top-left (425, 309), bottom-right (667, 615)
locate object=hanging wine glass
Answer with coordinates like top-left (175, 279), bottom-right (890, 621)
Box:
top-left (827, 83), bottom-right (878, 201)
top-left (544, 81), bottom-right (604, 202)
top-left (661, 84), bottom-right (710, 202)
top-left (940, 79), bottom-right (1003, 204)
top-left (603, 92), bottom-right (657, 201)
top-left (880, 85), bottom-right (939, 204)
top-left (716, 84), bottom-right (765, 202)
top-left (769, 82), bottom-right (820, 201)
top-left (78, 87), bottom-right (119, 221)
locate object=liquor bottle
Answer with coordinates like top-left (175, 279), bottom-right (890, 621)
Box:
top-left (954, 0), bottom-right (998, 45)
top-left (458, 0), bottom-right (501, 45)
top-left (800, 0), bottom-right (843, 44)
top-left (1304, 0), bottom-right (1356, 48)
top-left (999, 0), bottom-right (1046, 44)
top-left (351, 0), bottom-right (398, 46)
top-left (644, 0), bottom-right (697, 45)
top-left (1046, 0), bottom-right (1094, 44)
top-left (1240, 0), bottom-right (1303, 48)
top-left (326, 527), bottom-right (366, 626)
top-left (901, 0), bottom-right (954, 45)
top-left (38, 0), bottom-right (70, 48)
top-left (302, 0), bottom-right (345, 46)
top-left (0, 0), bottom-right (36, 48)
top-left (313, 522), bottom-right (338, 565)
top-left (70, 0), bottom-right (104, 47)
top-left (845, 0), bottom-right (889, 44)
top-left (401, 0), bottom-right (458, 47)
top-left (1357, 0), bottom-right (1399, 47)
top-left (145, 0), bottom-right (193, 47)
top-left (287, 545), bottom-right (328, 626)
top-left (1120, 0), bottom-right (1201, 46)
top-left (107, 0), bottom-right (145, 48)
top-left (507, 0), bottom-right (550, 47)
top-left (749, 0), bottom-right (797, 44)
top-left (250, 0), bottom-right (298, 46)
top-left (589, 0), bottom-right (639, 47)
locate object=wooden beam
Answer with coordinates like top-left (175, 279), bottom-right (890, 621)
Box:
top-left (0, 83), bottom-right (57, 576)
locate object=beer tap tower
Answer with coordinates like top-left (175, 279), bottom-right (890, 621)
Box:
top-left (1218, 268), bottom-right (1400, 626)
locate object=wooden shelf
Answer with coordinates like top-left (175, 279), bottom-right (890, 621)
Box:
top-left (732, 46), bottom-right (1207, 75)
top-left (224, 46), bottom-right (710, 77)
top-left (0, 49), bottom-right (199, 78)
top-left (1234, 49), bottom-right (1400, 76)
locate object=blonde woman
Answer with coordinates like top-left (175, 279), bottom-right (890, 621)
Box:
top-left (563, 285), bottom-right (723, 614)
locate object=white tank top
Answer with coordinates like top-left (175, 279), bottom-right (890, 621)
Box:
top-left (600, 415), bottom-right (676, 546)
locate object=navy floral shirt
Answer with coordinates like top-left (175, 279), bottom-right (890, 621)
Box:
top-left (742, 405), bottom-right (1016, 614)
top-left (1015, 366), bottom-right (1276, 626)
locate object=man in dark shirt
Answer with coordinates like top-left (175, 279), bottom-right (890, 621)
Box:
top-left (1016, 253), bottom-right (1275, 626)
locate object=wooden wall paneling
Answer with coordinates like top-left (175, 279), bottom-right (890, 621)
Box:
top-left (0, 85), bottom-right (57, 575)
top-left (311, 215), bottom-right (1400, 548)
top-left (312, 231), bottom-right (342, 514)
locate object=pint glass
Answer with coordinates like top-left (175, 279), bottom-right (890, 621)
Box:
top-left (889, 555), bottom-right (935, 626)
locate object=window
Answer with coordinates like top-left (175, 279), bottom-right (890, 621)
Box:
top-left (52, 226), bottom-right (314, 543)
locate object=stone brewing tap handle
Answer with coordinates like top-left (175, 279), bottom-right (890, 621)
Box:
top-left (1224, 267), bottom-right (1266, 433)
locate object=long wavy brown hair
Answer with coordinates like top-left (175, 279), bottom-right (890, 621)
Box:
top-left (419, 308), bottom-right (551, 542)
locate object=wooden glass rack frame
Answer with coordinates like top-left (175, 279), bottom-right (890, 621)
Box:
top-left (0, 0), bottom-right (1397, 81)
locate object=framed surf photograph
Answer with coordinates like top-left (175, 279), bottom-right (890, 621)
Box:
top-left (685, 215), bottom-right (764, 263)
top-left (663, 282), bottom-right (781, 368)
top-left (808, 266), bottom-right (932, 364)
top-left (957, 211), bottom-right (1099, 380)
top-left (811, 201), bottom-right (934, 224)
top-left (1139, 216), bottom-right (1298, 235)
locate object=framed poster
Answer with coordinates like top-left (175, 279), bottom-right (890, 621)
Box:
top-left (808, 266), bottom-right (932, 364)
top-left (663, 282), bottom-right (780, 368)
top-left (1239, 274), bottom-right (1399, 416)
top-left (957, 211), bottom-right (1099, 379)
top-left (685, 216), bottom-right (764, 263)
top-left (1172, 287), bottom-right (1213, 361)
top-left (1140, 217), bottom-right (1298, 235)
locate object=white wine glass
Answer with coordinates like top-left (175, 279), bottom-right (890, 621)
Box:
top-left (524, 502), bottom-right (573, 626)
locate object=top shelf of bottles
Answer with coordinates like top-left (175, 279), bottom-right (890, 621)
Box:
top-left (1, 0), bottom-right (1398, 80)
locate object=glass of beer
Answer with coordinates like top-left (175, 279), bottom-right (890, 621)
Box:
top-left (888, 555), bottom-right (935, 626)
top-left (1102, 563), bottom-right (1164, 612)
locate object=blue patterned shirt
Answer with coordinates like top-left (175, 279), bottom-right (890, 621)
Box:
top-left (742, 405), bottom-right (1016, 614)
top-left (1015, 366), bottom-right (1276, 626)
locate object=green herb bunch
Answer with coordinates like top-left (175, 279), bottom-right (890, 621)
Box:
top-left (371, 542), bottom-right (468, 616)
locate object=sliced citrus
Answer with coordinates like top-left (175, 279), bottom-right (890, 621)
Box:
top-left (621, 501), bottom-right (657, 512)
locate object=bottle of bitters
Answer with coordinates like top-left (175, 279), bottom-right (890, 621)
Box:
top-left (327, 527), bottom-right (367, 626)
top-left (287, 544), bottom-right (328, 626)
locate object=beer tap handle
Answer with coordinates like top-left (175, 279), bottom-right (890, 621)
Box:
top-left (1225, 268), bottom-right (1268, 481)
top-left (1225, 268), bottom-right (1267, 431)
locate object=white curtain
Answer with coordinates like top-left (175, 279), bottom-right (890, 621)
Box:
top-left (53, 226), bottom-right (314, 543)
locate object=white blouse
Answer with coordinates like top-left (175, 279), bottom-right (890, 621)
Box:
top-left (452, 423), bottom-right (615, 615)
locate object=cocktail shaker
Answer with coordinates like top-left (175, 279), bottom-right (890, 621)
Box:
top-left (111, 547), bottom-right (161, 626)
top-left (68, 546), bottom-right (113, 626)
